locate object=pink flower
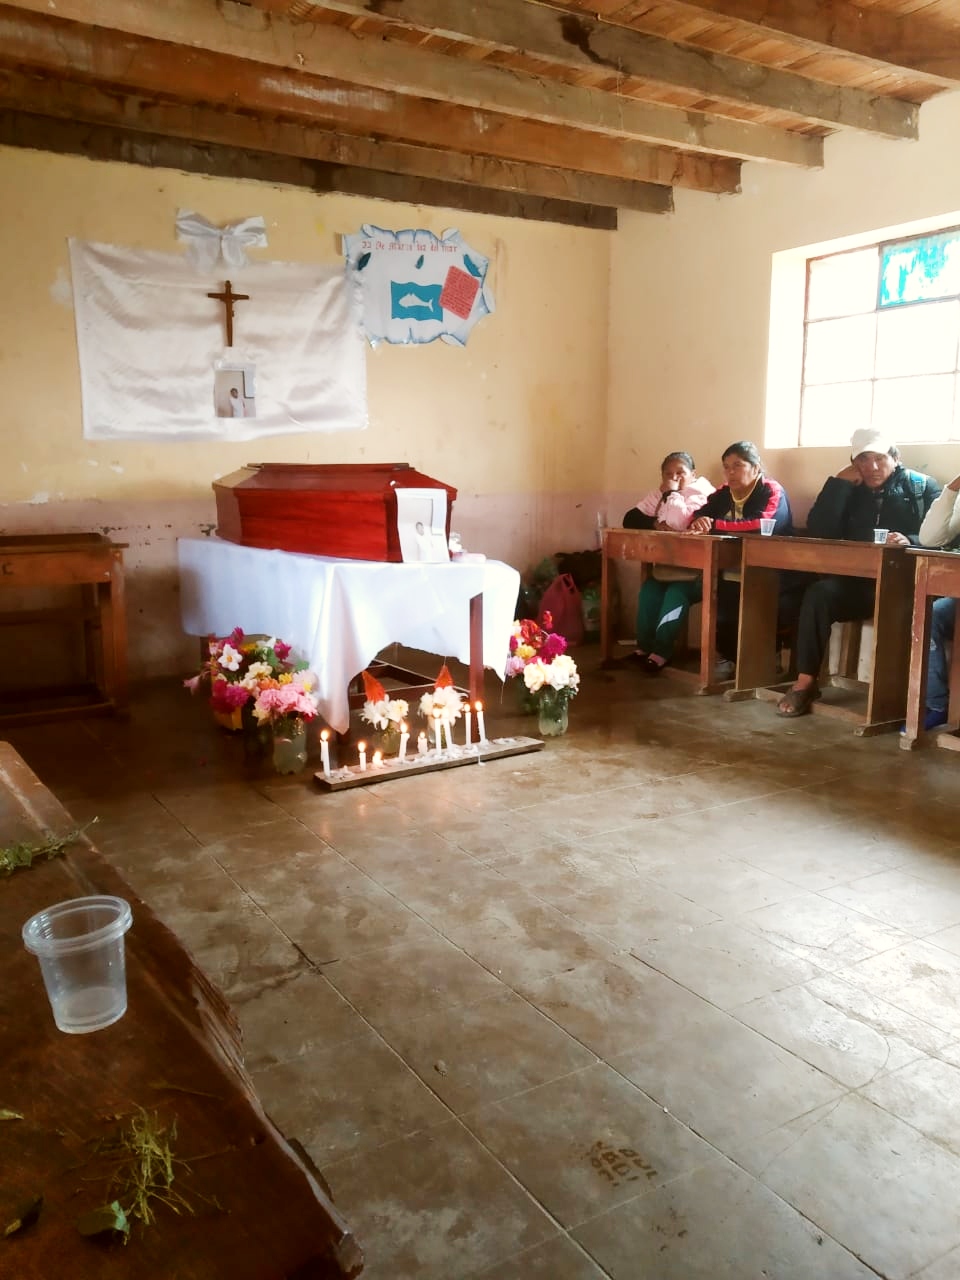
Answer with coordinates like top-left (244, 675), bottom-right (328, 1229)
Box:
top-left (211, 678), bottom-right (251, 712)
top-left (505, 655), bottom-right (525, 678)
top-left (274, 639), bottom-right (291, 661)
top-left (540, 633), bottom-right (567, 663)
top-left (183, 675), bottom-right (202, 693)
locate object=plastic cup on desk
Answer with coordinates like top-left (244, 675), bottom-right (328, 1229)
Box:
top-left (22, 895), bottom-right (132, 1034)
top-left (874, 528), bottom-right (889, 544)
top-left (759, 519), bottom-right (776, 536)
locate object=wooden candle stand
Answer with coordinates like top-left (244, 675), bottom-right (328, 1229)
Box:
top-left (314, 735), bottom-right (544, 791)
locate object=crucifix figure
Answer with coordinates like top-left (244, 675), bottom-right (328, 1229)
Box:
top-left (206, 279), bottom-right (249, 348)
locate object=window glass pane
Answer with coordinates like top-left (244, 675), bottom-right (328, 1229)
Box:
top-left (871, 374), bottom-right (955, 442)
top-left (879, 229), bottom-right (960, 307)
top-left (804, 314), bottom-right (876, 385)
top-left (807, 248), bottom-right (878, 320)
top-left (875, 300), bottom-right (960, 378)
top-left (800, 382), bottom-right (873, 447)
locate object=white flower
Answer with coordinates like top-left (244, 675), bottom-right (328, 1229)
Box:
top-left (240, 660), bottom-right (272, 690)
top-left (419, 686), bottom-right (466, 724)
top-left (218, 642), bottom-right (242, 671)
top-left (361, 698), bottom-right (390, 730)
top-left (386, 698), bottom-right (409, 724)
top-left (523, 660), bottom-right (547, 693)
top-left (547, 655), bottom-right (579, 691)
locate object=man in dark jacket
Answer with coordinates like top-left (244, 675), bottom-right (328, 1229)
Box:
top-left (775, 428), bottom-right (940, 717)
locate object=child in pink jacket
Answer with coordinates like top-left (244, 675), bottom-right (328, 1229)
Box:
top-left (623, 452), bottom-right (715, 531)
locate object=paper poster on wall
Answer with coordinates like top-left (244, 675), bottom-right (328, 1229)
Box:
top-left (343, 226), bottom-right (494, 347)
top-left (68, 239), bottom-right (367, 442)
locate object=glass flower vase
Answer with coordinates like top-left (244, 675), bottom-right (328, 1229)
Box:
top-left (272, 715), bottom-right (308, 774)
top-left (375, 724), bottom-right (402, 757)
top-left (241, 701), bottom-right (272, 764)
top-left (537, 690), bottom-right (569, 737)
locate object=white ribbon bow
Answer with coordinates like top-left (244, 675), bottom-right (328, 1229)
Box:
top-left (175, 209), bottom-right (268, 272)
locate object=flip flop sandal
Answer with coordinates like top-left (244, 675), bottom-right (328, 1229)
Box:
top-left (776, 686), bottom-right (821, 717)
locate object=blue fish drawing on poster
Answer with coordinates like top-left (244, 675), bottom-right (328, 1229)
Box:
top-left (343, 225), bottom-right (494, 346)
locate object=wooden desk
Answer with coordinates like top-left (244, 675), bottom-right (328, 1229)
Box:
top-left (728, 535), bottom-right (914, 735)
top-left (0, 741), bottom-right (362, 1278)
top-left (601, 528), bottom-right (742, 694)
top-left (900, 549), bottom-right (960, 751)
top-left (0, 534), bottom-right (128, 725)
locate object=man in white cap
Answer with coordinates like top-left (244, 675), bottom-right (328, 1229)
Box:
top-left (776, 428), bottom-right (940, 717)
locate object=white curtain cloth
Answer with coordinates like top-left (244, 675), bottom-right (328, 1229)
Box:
top-left (178, 537), bottom-right (520, 732)
top-left (69, 239), bottom-right (367, 442)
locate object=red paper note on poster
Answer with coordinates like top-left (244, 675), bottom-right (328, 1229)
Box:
top-left (439, 265), bottom-right (480, 319)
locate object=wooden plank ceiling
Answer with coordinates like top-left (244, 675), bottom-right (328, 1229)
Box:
top-left (1, 0), bottom-right (959, 228)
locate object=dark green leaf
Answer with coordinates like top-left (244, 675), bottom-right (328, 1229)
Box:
top-left (356, 252), bottom-right (371, 271)
top-left (462, 255), bottom-right (483, 278)
top-left (4, 1195), bottom-right (42, 1237)
top-left (415, 255), bottom-right (424, 269)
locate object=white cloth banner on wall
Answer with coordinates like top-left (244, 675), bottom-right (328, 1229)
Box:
top-left (68, 239), bottom-right (368, 442)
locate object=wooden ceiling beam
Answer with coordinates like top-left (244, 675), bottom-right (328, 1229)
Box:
top-left (0, 69), bottom-right (673, 214)
top-left (0, 7), bottom-right (742, 192)
top-left (278, 0), bottom-right (918, 138)
top-left (0, 0), bottom-right (821, 166)
top-left (0, 109), bottom-right (620, 229)
top-left (625, 0), bottom-right (960, 86)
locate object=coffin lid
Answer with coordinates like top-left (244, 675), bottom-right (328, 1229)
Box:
top-left (216, 462), bottom-right (457, 499)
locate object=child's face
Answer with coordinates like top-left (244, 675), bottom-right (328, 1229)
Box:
top-left (661, 460), bottom-right (693, 489)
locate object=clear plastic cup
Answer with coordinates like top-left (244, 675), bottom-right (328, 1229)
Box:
top-left (22, 895), bottom-right (133, 1034)
top-left (759, 519), bottom-right (776, 536)
top-left (874, 528), bottom-right (889, 544)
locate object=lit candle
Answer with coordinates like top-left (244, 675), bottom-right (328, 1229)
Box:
top-left (358, 740), bottom-right (367, 772)
top-left (398, 721), bottom-right (409, 763)
top-left (417, 731), bottom-right (428, 755)
top-left (475, 700), bottom-right (487, 744)
top-left (372, 749), bottom-right (383, 769)
top-left (464, 706), bottom-right (472, 746)
top-left (320, 728), bottom-right (331, 778)
top-left (433, 709), bottom-right (442, 751)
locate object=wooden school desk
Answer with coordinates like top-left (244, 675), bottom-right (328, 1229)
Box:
top-left (727, 535), bottom-right (914, 735)
top-left (600, 528), bottom-right (742, 694)
top-left (900, 548), bottom-right (960, 751)
top-left (0, 533), bottom-right (128, 725)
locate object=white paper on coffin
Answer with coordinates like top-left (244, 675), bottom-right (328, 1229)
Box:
top-left (396, 488), bottom-right (449, 563)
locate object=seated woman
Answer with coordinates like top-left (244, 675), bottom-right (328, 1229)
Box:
top-left (634, 442), bottom-right (790, 673)
top-left (911, 472), bottom-right (960, 731)
top-left (775, 428), bottom-right (940, 718)
top-left (623, 452), bottom-right (714, 671)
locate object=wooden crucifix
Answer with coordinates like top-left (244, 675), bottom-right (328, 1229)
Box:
top-left (206, 280), bottom-right (249, 348)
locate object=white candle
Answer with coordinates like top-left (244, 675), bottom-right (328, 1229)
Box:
top-left (475, 700), bottom-right (487, 744)
top-left (398, 722), bottom-right (409, 763)
top-left (464, 708), bottom-right (472, 746)
top-left (417, 731), bottom-right (428, 755)
top-left (372, 749), bottom-right (383, 769)
top-left (433, 711), bottom-right (442, 751)
top-left (358, 740), bottom-right (367, 772)
top-left (443, 720), bottom-right (453, 751)
top-left (320, 729), bottom-right (331, 777)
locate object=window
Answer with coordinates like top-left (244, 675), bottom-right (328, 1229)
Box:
top-left (798, 227), bottom-right (960, 447)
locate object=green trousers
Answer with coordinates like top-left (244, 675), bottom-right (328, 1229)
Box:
top-left (635, 577), bottom-right (703, 661)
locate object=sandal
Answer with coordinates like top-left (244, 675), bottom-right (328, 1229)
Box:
top-left (776, 685), bottom-right (821, 718)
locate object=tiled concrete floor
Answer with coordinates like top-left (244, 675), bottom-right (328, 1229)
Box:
top-left (10, 651), bottom-right (960, 1279)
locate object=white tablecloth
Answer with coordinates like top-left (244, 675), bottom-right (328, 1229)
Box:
top-left (178, 537), bottom-right (520, 732)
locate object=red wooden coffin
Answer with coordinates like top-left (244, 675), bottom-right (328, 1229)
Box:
top-left (213, 462), bottom-right (458, 562)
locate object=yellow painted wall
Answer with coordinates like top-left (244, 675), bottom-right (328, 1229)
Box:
top-left (607, 91), bottom-right (960, 524)
top-left (1, 146), bottom-right (611, 676)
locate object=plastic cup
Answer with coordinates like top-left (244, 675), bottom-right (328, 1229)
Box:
top-left (22, 895), bottom-right (133, 1034)
top-left (874, 528), bottom-right (889, 544)
top-left (759, 519), bottom-right (776, 536)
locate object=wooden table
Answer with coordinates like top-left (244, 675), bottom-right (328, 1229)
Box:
top-left (0, 741), bottom-right (362, 1278)
top-left (601, 528), bottom-right (742, 694)
top-left (727, 535), bottom-right (914, 735)
top-left (900, 549), bottom-right (960, 751)
top-left (0, 534), bottom-right (128, 725)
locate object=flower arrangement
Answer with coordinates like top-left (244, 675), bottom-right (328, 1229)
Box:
top-left (359, 670), bottom-right (409, 733)
top-left (505, 611), bottom-right (568, 677)
top-left (418, 664), bottom-right (467, 743)
top-left (185, 628), bottom-right (320, 730)
top-left (504, 613), bottom-right (579, 734)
